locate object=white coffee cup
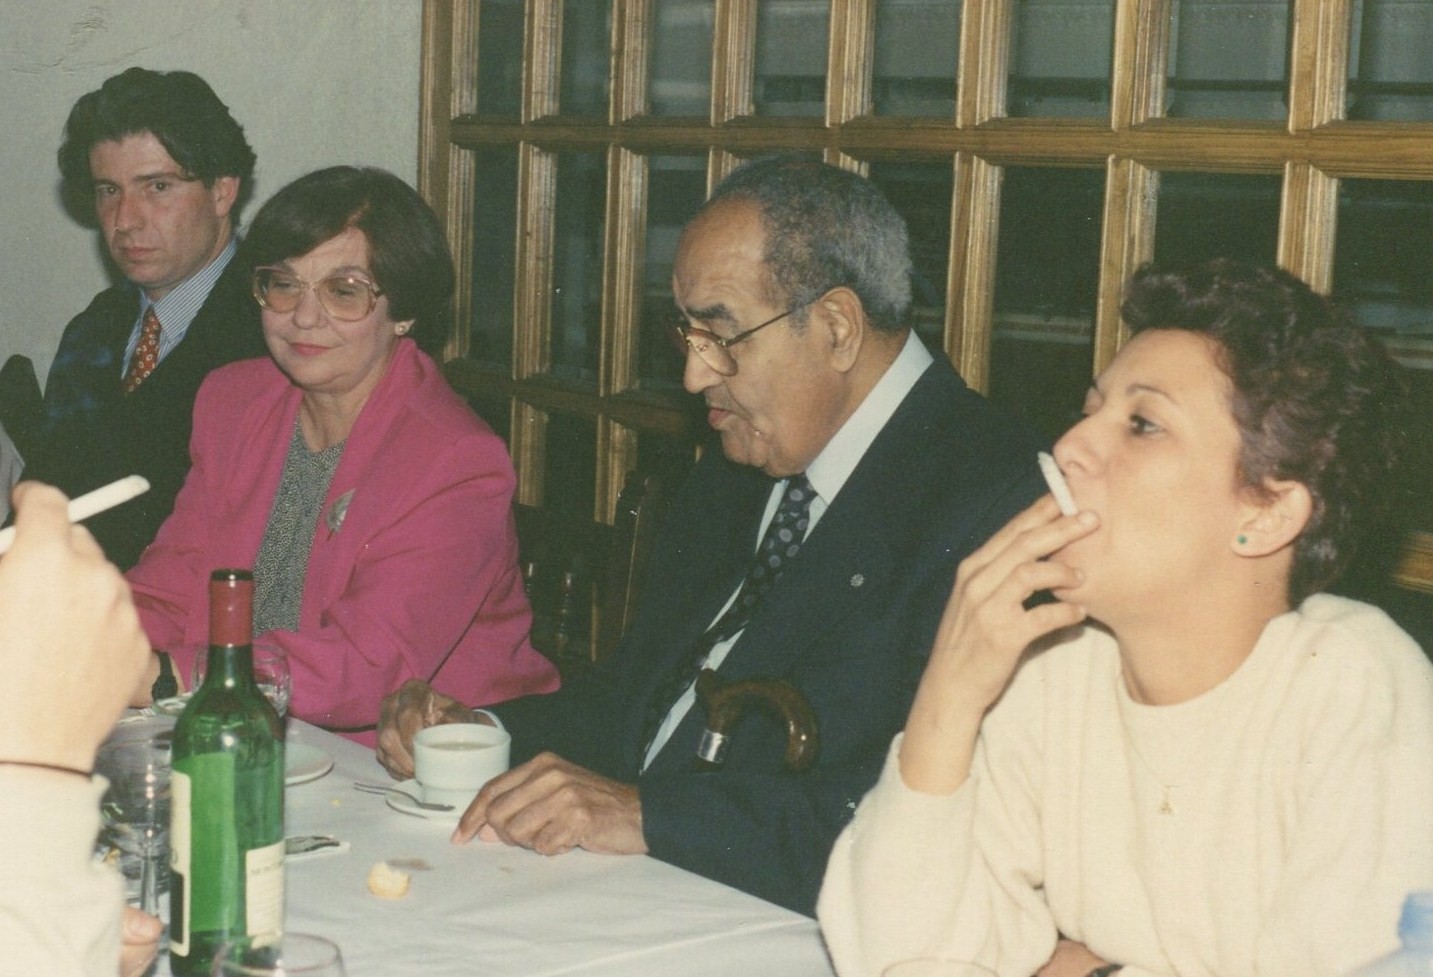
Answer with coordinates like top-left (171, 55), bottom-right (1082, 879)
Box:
top-left (413, 722), bottom-right (511, 806)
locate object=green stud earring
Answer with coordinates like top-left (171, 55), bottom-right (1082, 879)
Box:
top-left (1237, 534), bottom-right (1248, 545)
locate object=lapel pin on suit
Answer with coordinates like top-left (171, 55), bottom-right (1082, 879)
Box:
top-left (326, 489), bottom-right (355, 536)
top-left (849, 573), bottom-right (864, 587)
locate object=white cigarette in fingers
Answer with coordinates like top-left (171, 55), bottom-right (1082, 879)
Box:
top-left (1037, 452), bottom-right (1078, 517)
top-left (0, 474), bottom-right (151, 555)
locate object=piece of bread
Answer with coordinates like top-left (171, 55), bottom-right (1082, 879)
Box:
top-left (366, 860), bottom-right (411, 899)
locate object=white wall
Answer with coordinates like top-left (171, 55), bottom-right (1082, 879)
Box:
top-left (0, 0), bottom-right (423, 385)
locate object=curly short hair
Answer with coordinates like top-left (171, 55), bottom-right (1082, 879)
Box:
top-left (704, 156), bottom-right (913, 333)
top-left (1120, 258), bottom-right (1408, 603)
top-left (58, 67), bottom-right (256, 221)
top-left (244, 166), bottom-right (454, 357)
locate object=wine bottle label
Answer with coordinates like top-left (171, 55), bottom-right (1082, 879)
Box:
top-left (245, 839), bottom-right (285, 936)
top-left (169, 770), bottom-right (193, 956)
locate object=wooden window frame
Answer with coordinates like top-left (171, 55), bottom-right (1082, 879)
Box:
top-left (419, 0), bottom-right (1433, 595)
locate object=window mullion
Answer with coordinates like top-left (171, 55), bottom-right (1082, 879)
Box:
top-left (958, 0), bottom-right (1012, 127)
top-left (525, 0), bottom-right (563, 121)
top-left (1288, 0), bottom-right (1353, 132)
top-left (1095, 157), bottom-right (1157, 373)
top-left (711, 0), bottom-right (757, 124)
top-left (827, 0), bottom-right (874, 128)
top-left (1111, 0), bottom-right (1173, 129)
top-left (512, 144), bottom-right (558, 505)
top-left (1279, 162), bottom-right (1339, 293)
top-left (947, 153), bottom-right (1000, 393)
top-left (611, 0), bottom-right (651, 122)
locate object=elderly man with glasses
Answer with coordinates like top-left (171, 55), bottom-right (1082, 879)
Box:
top-left (377, 156), bottom-right (1045, 915)
top-left (21, 68), bottom-right (265, 570)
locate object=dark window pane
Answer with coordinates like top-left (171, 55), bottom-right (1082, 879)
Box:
top-left (1332, 178), bottom-right (1433, 531)
top-left (640, 155), bottom-right (709, 392)
top-left (464, 392), bottom-right (514, 454)
top-left (651, 0), bottom-right (715, 116)
top-left (550, 152), bottom-right (608, 383)
top-left (1008, 0), bottom-right (1114, 119)
top-left (754, 0), bottom-right (829, 117)
top-left (867, 160), bottom-right (954, 350)
top-left (561, 0), bottom-right (612, 116)
top-left (872, 0), bottom-right (961, 118)
top-left (990, 166), bottom-right (1104, 441)
top-left (476, 0), bottom-right (524, 117)
top-left (1152, 171), bottom-right (1281, 266)
top-left (469, 148), bottom-right (520, 368)
top-left (544, 413), bottom-right (598, 519)
top-left (1165, 0), bottom-right (1290, 120)
top-left (635, 429), bottom-right (699, 498)
top-left (1348, 0), bottom-right (1433, 122)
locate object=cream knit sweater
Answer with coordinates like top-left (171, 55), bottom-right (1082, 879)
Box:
top-left (819, 595), bottom-right (1433, 977)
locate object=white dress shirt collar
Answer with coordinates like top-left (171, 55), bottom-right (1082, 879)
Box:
top-left (803, 329), bottom-right (933, 513)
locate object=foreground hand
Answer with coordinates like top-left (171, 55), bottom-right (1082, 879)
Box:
top-left (375, 679), bottom-right (476, 779)
top-left (1037, 938), bottom-right (1107, 977)
top-left (453, 752), bottom-right (646, 856)
top-left (119, 906), bottom-right (162, 977)
top-left (900, 496), bottom-right (1097, 793)
top-left (0, 483), bottom-right (151, 772)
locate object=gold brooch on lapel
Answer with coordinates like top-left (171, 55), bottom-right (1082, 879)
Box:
top-left (326, 489), bottom-right (355, 536)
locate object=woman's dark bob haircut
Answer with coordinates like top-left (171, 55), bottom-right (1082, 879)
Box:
top-left (1120, 257), bottom-right (1407, 604)
top-left (245, 166), bottom-right (454, 356)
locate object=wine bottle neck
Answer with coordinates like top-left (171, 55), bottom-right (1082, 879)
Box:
top-left (203, 644), bottom-right (259, 689)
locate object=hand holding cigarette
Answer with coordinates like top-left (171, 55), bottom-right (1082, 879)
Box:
top-left (0, 475), bottom-right (150, 555)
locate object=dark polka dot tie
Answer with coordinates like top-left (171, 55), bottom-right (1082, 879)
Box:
top-left (123, 307), bottom-right (162, 394)
top-left (639, 473), bottom-right (815, 758)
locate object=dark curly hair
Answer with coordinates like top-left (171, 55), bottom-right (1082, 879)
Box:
top-left (244, 166), bottom-right (454, 358)
top-left (58, 67), bottom-right (256, 223)
top-left (1120, 258), bottom-right (1408, 604)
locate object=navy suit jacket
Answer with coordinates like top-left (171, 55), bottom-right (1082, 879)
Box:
top-left (24, 256), bottom-right (264, 568)
top-left (496, 352), bottom-right (1046, 914)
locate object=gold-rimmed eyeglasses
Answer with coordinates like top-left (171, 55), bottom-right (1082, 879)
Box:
top-left (668, 298), bottom-right (816, 377)
top-left (251, 267), bottom-right (385, 322)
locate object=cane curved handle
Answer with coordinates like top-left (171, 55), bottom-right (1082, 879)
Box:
top-left (693, 669), bottom-right (819, 772)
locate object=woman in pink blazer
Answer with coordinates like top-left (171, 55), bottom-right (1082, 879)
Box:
top-left (127, 166), bottom-right (557, 742)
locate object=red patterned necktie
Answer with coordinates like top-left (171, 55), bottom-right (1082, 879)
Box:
top-left (123, 307), bottom-right (162, 394)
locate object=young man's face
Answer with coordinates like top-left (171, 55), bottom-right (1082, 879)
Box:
top-left (89, 131), bottom-right (238, 300)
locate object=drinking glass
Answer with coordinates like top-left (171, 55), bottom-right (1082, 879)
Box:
top-left (211, 932), bottom-right (346, 976)
top-left (95, 736), bottom-right (172, 918)
top-left (882, 962), bottom-right (999, 977)
top-left (193, 642), bottom-right (292, 717)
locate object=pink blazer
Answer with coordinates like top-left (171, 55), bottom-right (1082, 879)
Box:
top-left (127, 341), bottom-right (558, 741)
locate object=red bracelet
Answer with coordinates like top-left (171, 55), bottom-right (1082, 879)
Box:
top-left (0, 760), bottom-right (92, 779)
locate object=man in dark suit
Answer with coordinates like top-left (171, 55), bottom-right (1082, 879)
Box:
top-left (23, 67), bottom-right (265, 568)
top-left (375, 158), bottom-right (1045, 914)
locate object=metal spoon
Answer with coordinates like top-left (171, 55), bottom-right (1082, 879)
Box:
top-left (352, 782), bottom-right (455, 812)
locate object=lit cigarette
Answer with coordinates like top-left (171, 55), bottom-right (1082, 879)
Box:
top-left (0, 475), bottom-right (151, 555)
top-left (1037, 452), bottom-right (1078, 516)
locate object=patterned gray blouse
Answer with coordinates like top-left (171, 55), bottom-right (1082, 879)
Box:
top-left (253, 419), bottom-right (346, 634)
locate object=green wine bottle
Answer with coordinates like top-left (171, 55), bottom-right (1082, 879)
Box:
top-left (169, 569), bottom-right (285, 977)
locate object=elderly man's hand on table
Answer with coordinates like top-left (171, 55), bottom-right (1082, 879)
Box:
top-left (376, 679), bottom-right (481, 779)
top-left (452, 752), bottom-right (647, 856)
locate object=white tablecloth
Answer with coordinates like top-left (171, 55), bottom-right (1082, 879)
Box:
top-left (166, 721), bottom-right (837, 977)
